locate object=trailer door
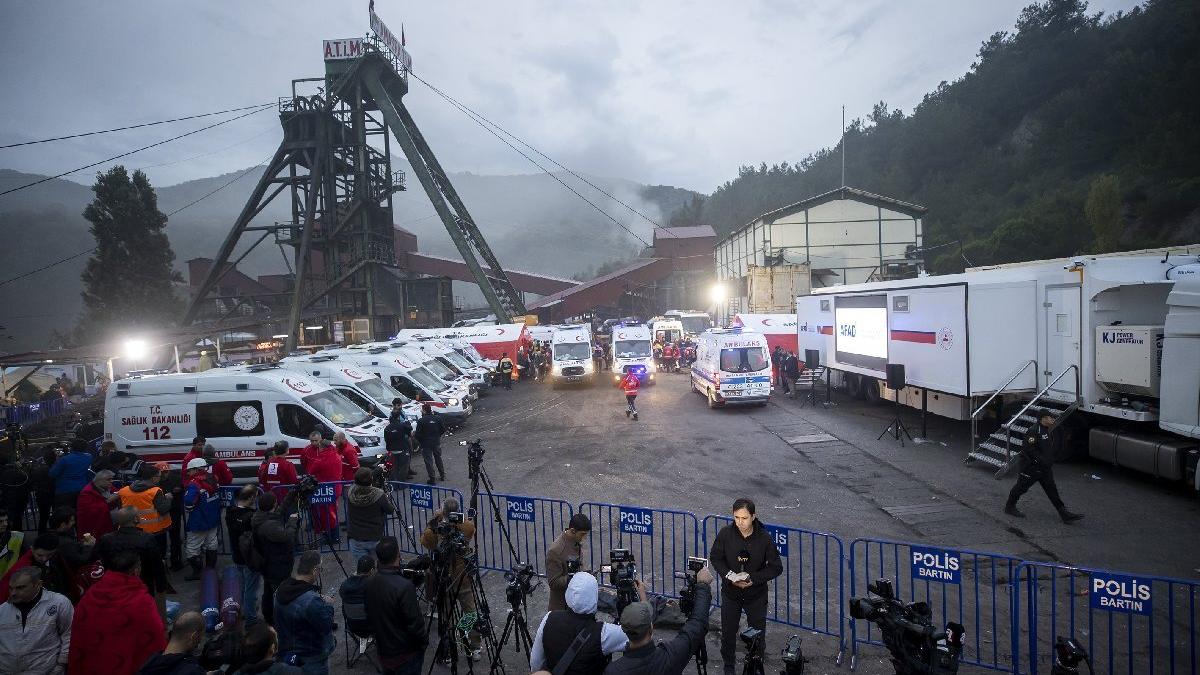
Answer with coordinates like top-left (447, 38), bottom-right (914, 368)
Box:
top-left (1045, 285), bottom-right (1082, 395)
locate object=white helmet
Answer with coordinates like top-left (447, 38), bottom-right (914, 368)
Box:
top-left (186, 457), bottom-right (209, 471)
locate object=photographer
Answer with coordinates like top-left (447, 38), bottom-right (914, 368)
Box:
top-left (546, 513), bottom-right (592, 611)
top-left (605, 565), bottom-right (714, 675)
top-left (530, 572), bottom-right (629, 675)
top-left (365, 537), bottom-right (428, 675)
top-left (251, 492), bottom-right (301, 627)
top-left (347, 467), bottom-right (395, 564)
top-left (708, 498), bottom-right (782, 675)
top-left (420, 498), bottom-right (481, 659)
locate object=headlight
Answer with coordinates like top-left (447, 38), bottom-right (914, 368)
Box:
top-left (583, 361), bottom-right (594, 373)
top-left (647, 361), bottom-right (656, 373)
top-left (352, 435), bottom-right (380, 447)
top-left (446, 398), bottom-right (459, 407)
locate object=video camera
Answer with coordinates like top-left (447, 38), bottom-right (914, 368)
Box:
top-left (1052, 637), bottom-right (1092, 675)
top-left (400, 553), bottom-right (431, 588)
top-left (600, 549), bottom-right (640, 616)
top-left (780, 635), bottom-right (805, 675)
top-left (504, 561), bottom-right (537, 604)
top-left (673, 556), bottom-right (708, 613)
top-left (433, 511), bottom-right (470, 560)
top-left (565, 557), bottom-right (582, 575)
top-left (850, 579), bottom-right (964, 675)
top-left (466, 438), bottom-right (485, 479)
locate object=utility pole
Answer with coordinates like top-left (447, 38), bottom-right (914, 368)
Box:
top-left (841, 105), bottom-right (846, 188)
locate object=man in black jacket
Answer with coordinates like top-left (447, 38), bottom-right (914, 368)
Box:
top-left (413, 404), bottom-right (446, 484)
top-left (604, 565), bottom-right (714, 675)
top-left (708, 498), bottom-right (782, 675)
top-left (251, 492), bottom-right (300, 626)
top-left (226, 485), bottom-right (262, 626)
top-left (1005, 413), bottom-right (1084, 523)
top-left (95, 506), bottom-right (168, 610)
top-left (385, 401), bottom-right (416, 481)
top-left (365, 537), bottom-right (428, 675)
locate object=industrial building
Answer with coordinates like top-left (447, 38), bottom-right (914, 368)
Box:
top-left (713, 186), bottom-right (926, 323)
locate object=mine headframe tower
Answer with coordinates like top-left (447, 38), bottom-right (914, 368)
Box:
top-left (182, 33), bottom-right (525, 351)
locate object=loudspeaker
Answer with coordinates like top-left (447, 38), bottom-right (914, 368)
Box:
top-left (804, 349), bottom-right (820, 370)
top-left (886, 363), bottom-right (906, 390)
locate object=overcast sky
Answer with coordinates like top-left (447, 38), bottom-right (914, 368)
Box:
top-left (0, 0), bottom-right (1140, 194)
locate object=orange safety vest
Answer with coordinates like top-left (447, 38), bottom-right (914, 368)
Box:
top-left (117, 485), bottom-right (172, 534)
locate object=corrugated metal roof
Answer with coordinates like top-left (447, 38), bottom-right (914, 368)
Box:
top-left (721, 186), bottom-right (927, 244)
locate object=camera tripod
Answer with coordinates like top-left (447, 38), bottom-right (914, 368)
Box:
top-left (425, 541), bottom-right (502, 675)
top-left (465, 440), bottom-right (537, 672)
top-left (877, 387), bottom-right (913, 446)
top-left (285, 487), bottom-right (349, 577)
top-left (741, 634), bottom-right (766, 675)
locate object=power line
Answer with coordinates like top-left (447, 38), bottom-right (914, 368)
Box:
top-left (0, 104), bottom-right (274, 199)
top-left (0, 102), bottom-right (275, 150)
top-left (0, 153), bottom-right (272, 289)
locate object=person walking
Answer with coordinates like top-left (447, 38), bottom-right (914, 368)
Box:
top-left (0, 566), bottom-right (73, 675)
top-left (620, 370), bottom-right (641, 421)
top-left (182, 458), bottom-right (222, 581)
top-left (497, 353), bottom-right (515, 390)
top-left (413, 404), bottom-right (446, 484)
top-left (226, 485), bottom-right (263, 626)
top-left (384, 404), bottom-right (415, 481)
top-left (67, 548), bottom-right (166, 675)
top-left (251, 492), bottom-right (300, 627)
top-left (274, 550), bottom-right (336, 675)
top-left (346, 467), bottom-right (395, 564)
top-left (1005, 413), bottom-right (1084, 523)
top-left (47, 440), bottom-right (91, 510)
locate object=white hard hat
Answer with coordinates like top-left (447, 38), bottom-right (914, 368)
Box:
top-left (186, 457), bottom-right (209, 471)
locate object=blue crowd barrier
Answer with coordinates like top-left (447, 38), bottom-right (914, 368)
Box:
top-left (576, 501), bottom-right (701, 599)
top-left (704, 516), bottom-right (846, 662)
top-left (384, 481), bottom-right (466, 557)
top-left (1012, 561), bottom-right (1199, 675)
top-left (848, 537), bottom-right (1021, 672)
top-left (471, 492), bottom-right (573, 575)
top-left (1, 398), bottom-right (68, 427)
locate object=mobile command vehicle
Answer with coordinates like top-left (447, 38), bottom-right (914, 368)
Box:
top-left (550, 325), bottom-right (596, 386)
top-left (797, 247), bottom-right (1200, 490)
top-left (731, 313), bottom-right (799, 355)
top-left (277, 354), bottom-right (420, 420)
top-left (330, 347), bottom-right (473, 426)
top-left (610, 323), bottom-right (655, 385)
top-left (664, 310), bottom-right (713, 337)
top-left (104, 364), bottom-right (388, 478)
top-left (691, 329), bottom-right (772, 408)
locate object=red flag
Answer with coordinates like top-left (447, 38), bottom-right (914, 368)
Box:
top-left (401, 23), bottom-right (405, 46)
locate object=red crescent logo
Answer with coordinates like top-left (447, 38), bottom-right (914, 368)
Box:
top-left (283, 378), bottom-right (312, 394)
top-left (617, 332), bottom-right (626, 339)
top-left (395, 359), bottom-right (410, 368)
top-left (495, 328), bottom-right (506, 335)
top-left (575, 335), bottom-right (583, 342)
top-left (341, 368), bottom-right (363, 379)
top-left (762, 319), bottom-right (773, 326)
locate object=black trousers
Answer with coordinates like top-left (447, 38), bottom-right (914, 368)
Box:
top-left (168, 509), bottom-right (184, 565)
top-left (421, 442), bottom-right (445, 480)
top-left (720, 590), bottom-right (767, 670)
top-left (625, 394), bottom-right (637, 412)
top-left (1007, 460), bottom-right (1065, 510)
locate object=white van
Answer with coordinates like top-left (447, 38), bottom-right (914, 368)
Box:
top-left (332, 347), bottom-right (473, 426)
top-left (388, 345), bottom-right (477, 402)
top-left (397, 339), bottom-right (491, 394)
top-left (650, 318), bottom-right (685, 344)
top-left (691, 329), bottom-right (772, 408)
top-left (550, 325), bottom-right (596, 386)
top-left (104, 364), bottom-right (388, 478)
top-left (277, 354), bottom-right (421, 420)
top-left (610, 323), bottom-right (655, 386)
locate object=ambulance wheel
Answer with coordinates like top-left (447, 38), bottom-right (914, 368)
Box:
top-left (690, 378), bottom-right (699, 393)
top-left (863, 378), bottom-right (882, 404)
top-left (844, 373), bottom-right (864, 399)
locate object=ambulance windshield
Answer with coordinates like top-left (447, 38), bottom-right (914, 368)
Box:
top-left (304, 390), bottom-right (373, 428)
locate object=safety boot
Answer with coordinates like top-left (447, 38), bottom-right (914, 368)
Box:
top-left (1058, 509), bottom-right (1084, 523)
top-left (1003, 504), bottom-right (1025, 518)
top-left (185, 556), bottom-right (202, 581)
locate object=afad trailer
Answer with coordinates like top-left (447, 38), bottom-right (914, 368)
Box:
top-left (797, 246), bottom-right (1200, 491)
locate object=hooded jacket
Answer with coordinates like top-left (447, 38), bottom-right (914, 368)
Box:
top-left (707, 519), bottom-right (783, 600)
top-left (530, 573), bottom-right (628, 675)
top-left (182, 472), bottom-right (222, 532)
top-left (0, 588), bottom-right (73, 675)
top-left (48, 450), bottom-right (92, 495)
top-left (345, 484), bottom-right (394, 542)
top-left (136, 651), bottom-right (206, 675)
top-left (250, 511), bottom-right (299, 585)
top-left (67, 570), bottom-right (166, 675)
top-left (75, 481), bottom-right (115, 540)
top-left (273, 578), bottom-right (335, 660)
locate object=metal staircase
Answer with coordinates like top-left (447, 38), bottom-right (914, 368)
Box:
top-left (968, 362), bottom-right (1082, 476)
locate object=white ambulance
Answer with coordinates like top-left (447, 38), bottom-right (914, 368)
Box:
top-left (331, 347), bottom-right (473, 427)
top-left (610, 323), bottom-right (655, 385)
top-left (397, 338), bottom-right (492, 393)
top-left (104, 364), bottom-right (388, 478)
top-left (650, 318), bottom-right (685, 344)
top-left (550, 325), bottom-right (596, 386)
top-left (276, 354), bottom-right (421, 420)
top-left (388, 345), bottom-right (478, 402)
top-left (691, 328), bottom-right (772, 408)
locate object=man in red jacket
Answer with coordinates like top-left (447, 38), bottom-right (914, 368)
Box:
top-left (75, 469), bottom-right (119, 540)
top-left (67, 548), bottom-right (165, 675)
top-left (300, 430), bottom-right (323, 474)
top-left (258, 441), bottom-right (299, 493)
top-left (308, 440), bottom-right (343, 543)
top-left (181, 441), bottom-right (233, 486)
top-left (621, 370), bottom-right (641, 421)
top-left (333, 431), bottom-right (361, 481)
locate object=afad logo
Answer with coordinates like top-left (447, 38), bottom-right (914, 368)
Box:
top-left (283, 377), bottom-right (313, 394)
top-left (937, 327), bottom-right (954, 351)
top-left (341, 368), bottom-right (364, 380)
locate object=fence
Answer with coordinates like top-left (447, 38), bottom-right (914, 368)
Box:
top-left (472, 492), bottom-right (573, 575)
top-left (0, 398), bottom-right (69, 428)
top-left (1013, 561), bottom-right (1200, 675)
top-left (704, 516), bottom-right (846, 662)
top-left (577, 502), bottom-right (701, 599)
top-left (848, 537), bottom-right (1022, 672)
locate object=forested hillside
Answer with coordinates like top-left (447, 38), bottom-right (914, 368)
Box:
top-left (671, 0), bottom-right (1200, 272)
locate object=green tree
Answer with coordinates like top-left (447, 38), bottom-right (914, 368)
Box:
top-left (1086, 174), bottom-right (1123, 252)
top-left (78, 166), bottom-right (181, 342)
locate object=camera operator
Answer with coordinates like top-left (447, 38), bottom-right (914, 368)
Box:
top-left (708, 498), bottom-right (782, 675)
top-left (546, 513), bottom-right (592, 611)
top-left (347, 467), bottom-right (395, 564)
top-left (258, 441), bottom-right (299, 493)
top-left (365, 537), bottom-right (428, 675)
top-left (251, 492), bottom-right (301, 627)
top-left (384, 400), bottom-right (415, 481)
top-left (420, 498), bottom-right (481, 659)
top-left (605, 565), bottom-right (714, 675)
top-left (530, 572), bottom-right (631, 675)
